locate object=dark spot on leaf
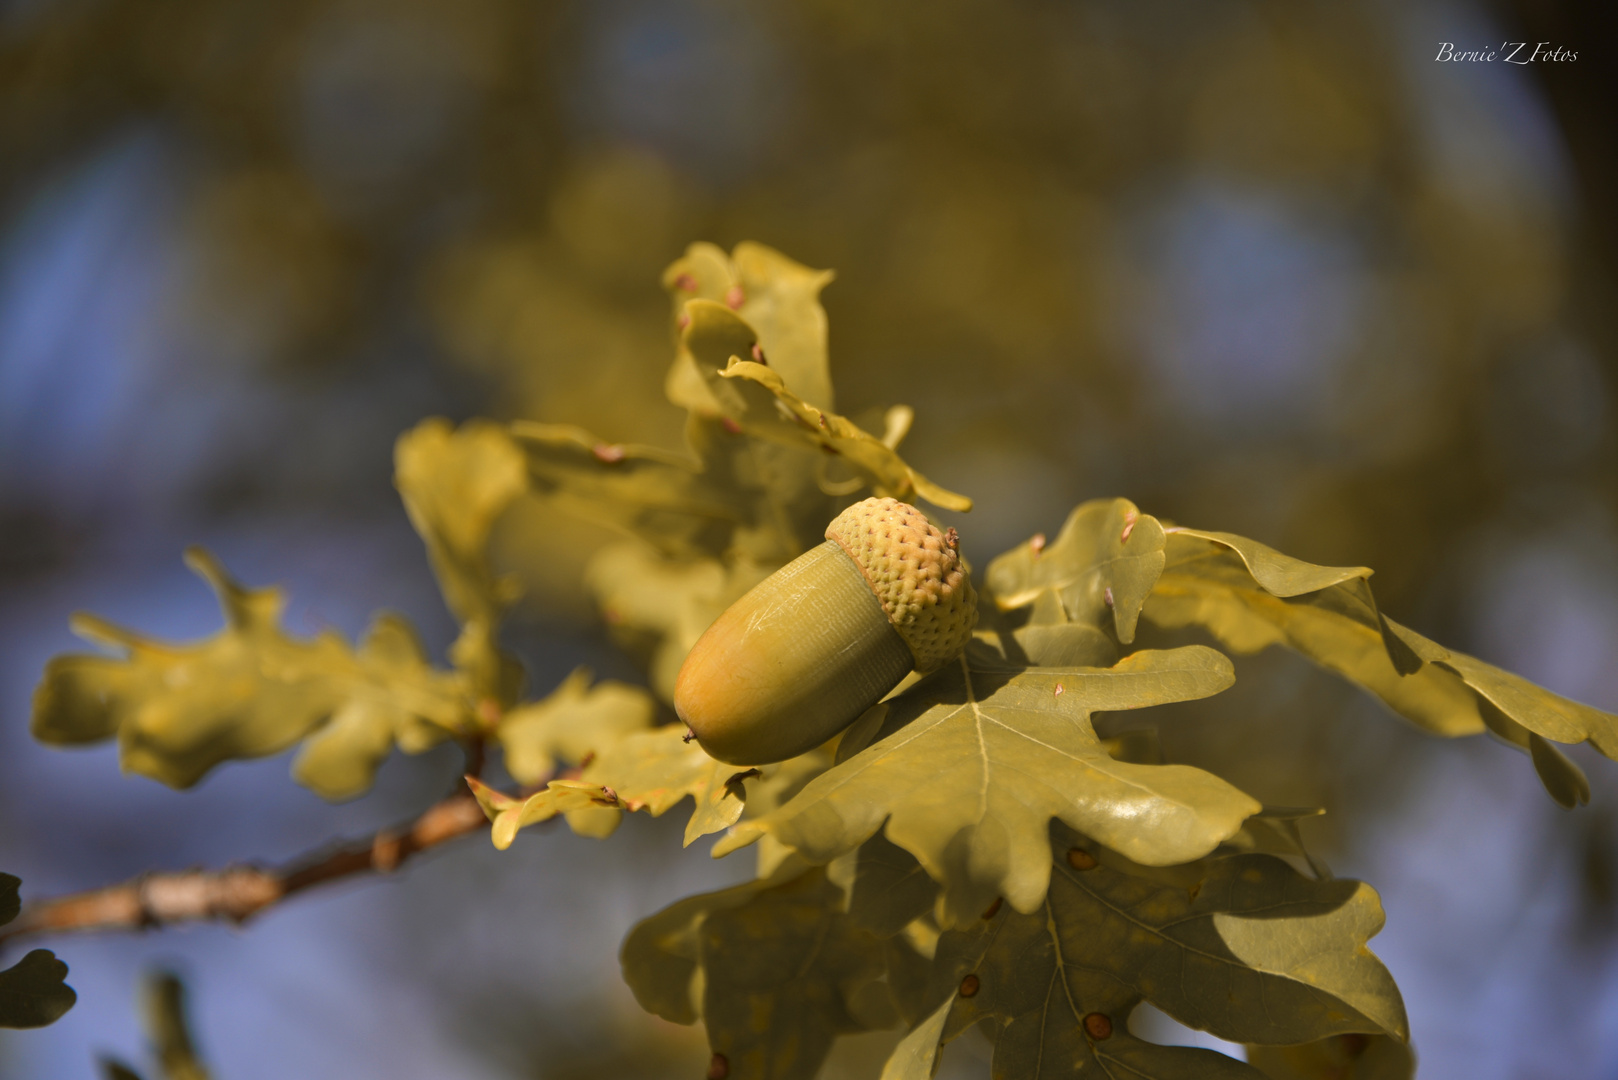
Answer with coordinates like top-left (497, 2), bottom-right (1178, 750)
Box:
top-left (1084, 1012), bottom-right (1112, 1040)
top-left (959, 974), bottom-right (980, 998)
top-left (982, 897), bottom-right (1002, 919)
top-left (1067, 847), bottom-right (1097, 871)
top-left (1338, 1034), bottom-right (1370, 1058)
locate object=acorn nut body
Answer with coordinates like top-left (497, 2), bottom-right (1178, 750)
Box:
top-left (674, 497), bottom-right (977, 765)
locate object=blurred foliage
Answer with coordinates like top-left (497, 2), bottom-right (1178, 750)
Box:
top-left (0, 874), bottom-right (75, 1029)
top-left (99, 972), bottom-right (212, 1080)
top-left (31, 547), bottom-right (466, 797)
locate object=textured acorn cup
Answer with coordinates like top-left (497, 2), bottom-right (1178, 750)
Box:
top-left (674, 497), bottom-right (978, 765)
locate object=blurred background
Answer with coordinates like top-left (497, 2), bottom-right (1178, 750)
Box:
top-left (1, 0), bottom-right (1616, 1075)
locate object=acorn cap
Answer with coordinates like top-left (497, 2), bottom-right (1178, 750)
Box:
top-left (824, 497), bottom-right (977, 672)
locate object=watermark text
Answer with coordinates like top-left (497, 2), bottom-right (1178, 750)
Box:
top-left (1435, 42), bottom-right (1577, 63)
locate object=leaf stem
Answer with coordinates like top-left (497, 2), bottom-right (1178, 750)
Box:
top-left (461, 734), bottom-right (487, 780)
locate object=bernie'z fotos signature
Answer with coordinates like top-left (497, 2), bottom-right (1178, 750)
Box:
top-left (1436, 41), bottom-right (1577, 63)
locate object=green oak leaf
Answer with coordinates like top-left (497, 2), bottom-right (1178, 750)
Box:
top-left (1146, 526), bottom-right (1473, 735)
top-left (31, 549), bottom-right (466, 795)
top-left (1145, 526), bottom-right (1618, 804)
top-left (887, 836), bottom-right (1402, 1079)
top-left (904, 895), bottom-right (1266, 1080)
top-left (1246, 1035), bottom-right (1415, 1080)
top-left (1380, 619), bottom-right (1608, 805)
top-left (495, 667), bottom-right (655, 785)
top-left (986, 498), bottom-right (1167, 643)
top-left (0, 873), bottom-right (76, 1028)
top-left (846, 833), bottom-right (945, 938)
top-left (715, 645), bottom-right (1261, 927)
top-left (1043, 838), bottom-right (1406, 1044)
top-left (622, 867), bottom-right (890, 1080)
top-left (842, 800), bottom-right (1332, 941)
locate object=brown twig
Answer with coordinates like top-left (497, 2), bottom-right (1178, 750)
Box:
top-left (0, 789), bottom-right (488, 950)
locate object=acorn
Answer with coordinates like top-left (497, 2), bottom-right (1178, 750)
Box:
top-left (674, 497), bottom-right (977, 764)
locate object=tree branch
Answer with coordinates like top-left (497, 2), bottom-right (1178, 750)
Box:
top-left (0, 789), bottom-right (488, 949)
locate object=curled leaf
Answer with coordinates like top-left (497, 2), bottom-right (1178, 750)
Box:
top-left (1380, 619), bottom-right (1616, 772)
top-left (712, 356), bottom-right (972, 513)
top-left (1146, 525), bottom-right (1618, 800)
top-left (663, 240), bottom-right (836, 413)
top-left (467, 776), bottom-right (621, 850)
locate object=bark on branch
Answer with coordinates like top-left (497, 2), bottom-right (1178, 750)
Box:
top-left (0, 789), bottom-right (488, 949)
